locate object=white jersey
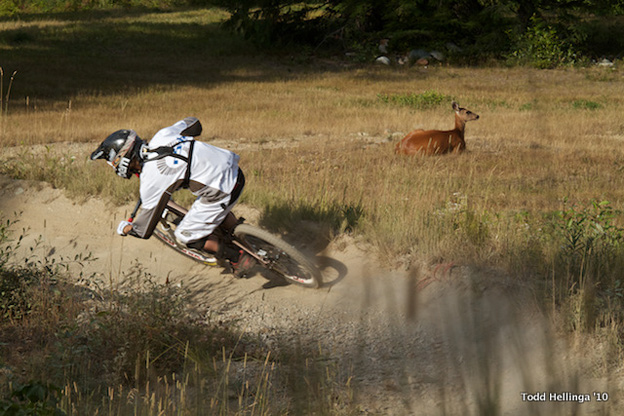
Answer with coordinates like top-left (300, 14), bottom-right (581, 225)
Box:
top-left (129, 119), bottom-right (241, 240)
top-left (140, 119), bottom-right (240, 210)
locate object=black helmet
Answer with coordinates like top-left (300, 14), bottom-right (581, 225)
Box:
top-left (91, 129), bottom-right (144, 179)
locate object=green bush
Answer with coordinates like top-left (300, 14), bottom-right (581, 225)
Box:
top-left (0, 1), bottom-right (20, 17)
top-left (0, 382), bottom-right (66, 416)
top-left (546, 200), bottom-right (624, 331)
top-left (508, 17), bottom-right (578, 68)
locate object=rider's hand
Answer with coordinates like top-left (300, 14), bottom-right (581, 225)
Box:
top-left (117, 220), bottom-right (132, 236)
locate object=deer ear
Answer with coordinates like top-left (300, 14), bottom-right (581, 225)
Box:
top-left (452, 101), bottom-right (460, 111)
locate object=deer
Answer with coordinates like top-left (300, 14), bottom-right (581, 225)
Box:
top-left (395, 101), bottom-right (479, 156)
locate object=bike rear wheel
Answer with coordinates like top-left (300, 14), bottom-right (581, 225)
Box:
top-left (233, 224), bottom-right (321, 289)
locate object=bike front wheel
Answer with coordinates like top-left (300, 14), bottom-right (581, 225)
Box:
top-left (233, 224), bottom-right (321, 289)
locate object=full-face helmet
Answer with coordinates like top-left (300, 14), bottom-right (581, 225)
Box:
top-left (90, 129), bottom-right (145, 179)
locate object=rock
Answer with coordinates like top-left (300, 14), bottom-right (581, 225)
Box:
top-left (396, 54), bottom-right (409, 65)
top-left (375, 56), bottom-right (391, 65)
top-left (409, 49), bottom-right (431, 61)
top-left (445, 42), bottom-right (462, 53)
top-left (597, 58), bottom-right (614, 67)
top-left (430, 50), bottom-right (444, 61)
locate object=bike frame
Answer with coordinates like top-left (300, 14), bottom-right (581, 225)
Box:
top-left (134, 196), bottom-right (320, 288)
top-left (160, 199), bottom-right (270, 267)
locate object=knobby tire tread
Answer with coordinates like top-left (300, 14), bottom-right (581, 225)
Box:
top-left (233, 223), bottom-right (321, 288)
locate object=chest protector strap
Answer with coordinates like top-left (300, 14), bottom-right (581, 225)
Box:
top-left (182, 140), bottom-right (195, 189)
top-left (143, 139), bottom-right (195, 189)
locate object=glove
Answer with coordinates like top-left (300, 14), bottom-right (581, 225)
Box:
top-left (117, 220), bottom-right (132, 236)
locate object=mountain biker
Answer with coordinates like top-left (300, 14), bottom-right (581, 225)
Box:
top-left (90, 117), bottom-right (255, 276)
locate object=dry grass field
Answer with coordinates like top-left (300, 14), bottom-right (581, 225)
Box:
top-left (2, 7), bottom-right (624, 414)
top-left (3, 55), bottom-right (624, 262)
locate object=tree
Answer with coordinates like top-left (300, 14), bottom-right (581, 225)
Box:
top-left (215, 0), bottom-right (624, 60)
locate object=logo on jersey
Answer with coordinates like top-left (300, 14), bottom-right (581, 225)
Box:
top-left (156, 138), bottom-right (187, 176)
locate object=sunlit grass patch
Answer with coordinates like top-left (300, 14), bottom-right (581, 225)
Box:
top-left (377, 89), bottom-right (452, 109)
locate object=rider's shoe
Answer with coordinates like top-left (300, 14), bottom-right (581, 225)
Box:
top-left (186, 247), bottom-right (218, 266)
top-left (174, 235), bottom-right (218, 265)
top-left (231, 251), bottom-right (256, 278)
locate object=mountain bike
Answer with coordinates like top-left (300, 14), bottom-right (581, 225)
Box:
top-left (137, 198), bottom-right (321, 289)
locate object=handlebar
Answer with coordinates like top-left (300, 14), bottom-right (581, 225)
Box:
top-left (128, 199), bottom-right (142, 223)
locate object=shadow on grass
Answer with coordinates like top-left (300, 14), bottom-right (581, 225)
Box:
top-left (1, 9), bottom-right (246, 100)
top-left (0, 7), bottom-right (414, 106)
top-left (257, 200), bottom-right (363, 249)
top-left (1, 7), bottom-right (437, 110)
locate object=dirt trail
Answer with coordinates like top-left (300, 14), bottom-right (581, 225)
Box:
top-left (0, 174), bottom-right (621, 415)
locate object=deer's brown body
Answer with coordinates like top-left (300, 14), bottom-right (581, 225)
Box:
top-left (395, 102), bottom-right (479, 156)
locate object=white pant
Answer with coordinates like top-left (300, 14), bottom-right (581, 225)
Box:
top-left (174, 194), bottom-right (233, 245)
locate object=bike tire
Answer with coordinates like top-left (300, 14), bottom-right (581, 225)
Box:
top-left (152, 215), bottom-right (218, 266)
top-left (233, 223), bottom-right (321, 289)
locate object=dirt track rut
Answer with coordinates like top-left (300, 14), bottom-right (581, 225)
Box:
top-left (0, 174), bottom-right (620, 415)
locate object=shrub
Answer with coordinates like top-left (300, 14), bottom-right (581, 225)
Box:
top-left (546, 200), bottom-right (624, 331)
top-left (508, 17), bottom-right (578, 68)
top-left (0, 382), bottom-right (66, 416)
